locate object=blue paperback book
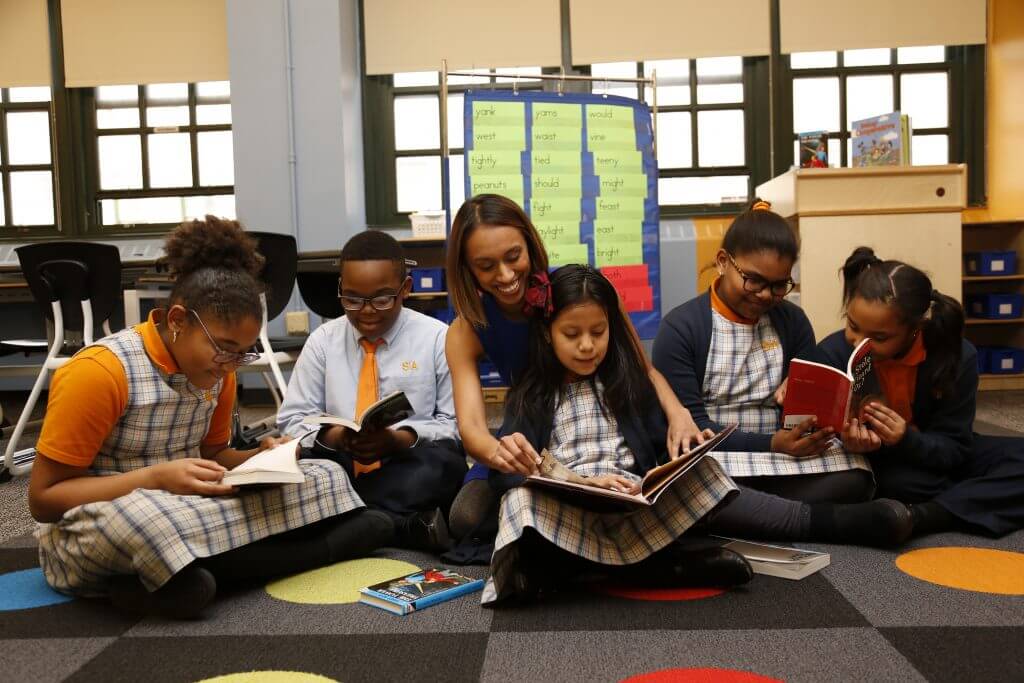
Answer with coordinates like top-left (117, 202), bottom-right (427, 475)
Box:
top-left (359, 568), bottom-right (484, 615)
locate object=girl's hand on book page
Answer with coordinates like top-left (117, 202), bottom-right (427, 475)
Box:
top-left (676, 429), bottom-right (716, 459)
top-left (863, 403), bottom-right (907, 446)
top-left (774, 378), bottom-right (789, 406)
top-left (588, 474), bottom-right (641, 494)
top-left (259, 434), bottom-right (297, 458)
top-left (671, 409), bottom-right (708, 456)
top-left (771, 417), bottom-right (835, 458)
top-left (489, 433), bottom-right (541, 476)
top-left (841, 418), bottom-right (882, 453)
top-left (152, 458), bottom-right (236, 497)
top-left (348, 428), bottom-right (414, 456)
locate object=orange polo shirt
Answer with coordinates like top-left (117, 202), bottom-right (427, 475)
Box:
top-left (35, 313), bottom-right (236, 468)
top-left (874, 333), bottom-right (927, 425)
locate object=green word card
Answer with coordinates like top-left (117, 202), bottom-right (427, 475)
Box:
top-left (532, 102), bottom-right (582, 128)
top-left (586, 104), bottom-right (635, 129)
top-left (531, 173), bottom-right (582, 197)
top-left (594, 238), bottom-right (643, 267)
top-left (529, 197), bottom-right (581, 222)
top-left (598, 173), bottom-right (648, 198)
top-left (547, 242), bottom-right (590, 266)
top-left (532, 126), bottom-right (582, 151)
top-left (593, 150), bottom-right (643, 174)
top-left (535, 221), bottom-right (582, 245)
top-left (595, 197), bottom-right (645, 218)
top-left (531, 150), bottom-right (582, 173)
top-left (470, 175), bottom-right (524, 205)
top-left (593, 219), bottom-right (643, 241)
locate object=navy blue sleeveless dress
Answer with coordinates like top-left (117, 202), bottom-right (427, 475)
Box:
top-left (464, 294), bottom-right (530, 482)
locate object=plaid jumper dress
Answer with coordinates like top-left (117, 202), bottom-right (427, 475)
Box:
top-left (704, 311), bottom-right (870, 477)
top-left (482, 380), bottom-right (736, 604)
top-left (36, 327), bottom-right (363, 597)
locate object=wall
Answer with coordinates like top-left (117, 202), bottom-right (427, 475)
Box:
top-left (963, 0), bottom-right (1024, 223)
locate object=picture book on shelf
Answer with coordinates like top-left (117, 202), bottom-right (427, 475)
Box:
top-left (359, 568), bottom-right (484, 615)
top-left (798, 130), bottom-right (829, 168)
top-left (301, 391), bottom-right (413, 433)
top-left (851, 111), bottom-right (911, 167)
top-left (783, 338), bottom-right (885, 434)
top-left (524, 424), bottom-right (737, 509)
top-left (713, 537), bottom-right (830, 580)
top-left (221, 440), bottom-right (304, 487)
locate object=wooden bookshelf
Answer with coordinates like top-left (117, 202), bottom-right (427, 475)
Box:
top-left (962, 274), bottom-right (1024, 282)
top-left (965, 318), bottom-right (1024, 326)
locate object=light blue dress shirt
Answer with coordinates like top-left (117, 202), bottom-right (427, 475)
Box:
top-left (277, 307), bottom-right (458, 444)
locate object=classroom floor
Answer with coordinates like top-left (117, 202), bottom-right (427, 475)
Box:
top-left (1, 392), bottom-right (1023, 682)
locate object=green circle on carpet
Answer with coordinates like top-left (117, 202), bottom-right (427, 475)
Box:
top-left (265, 558), bottom-right (419, 604)
top-left (196, 673), bottom-right (337, 683)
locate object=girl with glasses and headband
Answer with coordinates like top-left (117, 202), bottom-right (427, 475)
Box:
top-left (652, 200), bottom-right (913, 548)
top-left (30, 217), bottom-right (390, 619)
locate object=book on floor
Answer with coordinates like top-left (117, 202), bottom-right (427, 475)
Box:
top-left (301, 391), bottom-right (414, 433)
top-left (713, 537), bottom-right (830, 580)
top-left (359, 568), bottom-right (485, 615)
top-left (524, 424), bottom-right (738, 508)
top-left (782, 338), bottom-right (884, 434)
top-left (850, 111), bottom-right (911, 167)
top-left (221, 440), bottom-right (305, 486)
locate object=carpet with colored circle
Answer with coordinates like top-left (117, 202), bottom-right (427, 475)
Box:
top-left (1, 528), bottom-right (1022, 683)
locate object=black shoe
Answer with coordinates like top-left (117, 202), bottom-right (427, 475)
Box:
top-left (108, 565), bottom-right (217, 620)
top-left (400, 508), bottom-right (452, 553)
top-left (827, 498), bottom-right (914, 548)
top-left (632, 546), bottom-right (753, 588)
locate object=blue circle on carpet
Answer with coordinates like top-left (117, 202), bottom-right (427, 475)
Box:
top-left (0, 568), bottom-right (73, 610)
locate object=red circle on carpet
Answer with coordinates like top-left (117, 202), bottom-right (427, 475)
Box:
top-left (622, 667), bottom-right (783, 683)
top-left (595, 584), bottom-right (726, 601)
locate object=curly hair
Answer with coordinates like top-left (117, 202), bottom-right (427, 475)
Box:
top-left (161, 215), bottom-right (265, 323)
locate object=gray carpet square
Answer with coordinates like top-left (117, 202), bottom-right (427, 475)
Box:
top-left (880, 626), bottom-right (1024, 682)
top-left (813, 531), bottom-right (1024, 627)
top-left (1, 637), bottom-right (118, 683)
top-left (480, 628), bottom-right (927, 683)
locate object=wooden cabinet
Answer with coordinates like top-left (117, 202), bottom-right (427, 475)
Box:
top-left (756, 165), bottom-right (966, 341)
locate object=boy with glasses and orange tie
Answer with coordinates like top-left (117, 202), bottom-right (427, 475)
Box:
top-left (277, 230), bottom-right (466, 553)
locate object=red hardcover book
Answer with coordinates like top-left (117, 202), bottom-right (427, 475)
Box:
top-left (782, 338), bottom-right (883, 433)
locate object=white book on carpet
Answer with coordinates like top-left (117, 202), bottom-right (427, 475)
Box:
top-left (713, 537), bottom-right (830, 580)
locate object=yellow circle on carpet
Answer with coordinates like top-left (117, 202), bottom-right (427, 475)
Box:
top-left (896, 546), bottom-right (1024, 595)
top-left (197, 673), bottom-right (337, 683)
top-left (265, 558), bottom-right (419, 604)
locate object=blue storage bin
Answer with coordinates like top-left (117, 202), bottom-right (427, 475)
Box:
top-left (976, 346), bottom-right (989, 374)
top-left (967, 293), bottom-right (1023, 319)
top-left (965, 251), bottom-right (1018, 276)
top-left (428, 307), bottom-right (455, 325)
top-left (411, 267), bottom-right (445, 292)
top-left (478, 360), bottom-right (504, 387)
top-left (978, 346), bottom-right (1024, 374)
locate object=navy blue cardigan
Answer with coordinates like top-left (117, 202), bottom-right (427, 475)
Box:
top-left (652, 291), bottom-right (816, 453)
top-left (814, 330), bottom-right (978, 474)
top-left (490, 383), bottom-right (670, 494)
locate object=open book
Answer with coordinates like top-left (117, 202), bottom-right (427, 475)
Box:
top-left (221, 440), bottom-right (305, 486)
top-left (524, 424), bottom-right (737, 508)
top-left (301, 391), bottom-right (414, 433)
top-left (783, 338), bottom-right (884, 434)
top-left (713, 537), bottom-right (830, 580)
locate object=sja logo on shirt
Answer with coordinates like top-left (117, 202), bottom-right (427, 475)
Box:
top-left (401, 360), bottom-right (419, 372)
top-left (760, 340), bottom-right (780, 352)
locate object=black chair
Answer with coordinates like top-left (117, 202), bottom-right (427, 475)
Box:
top-left (297, 270), bottom-right (344, 320)
top-left (247, 232), bottom-right (303, 407)
top-left (3, 243), bottom-right (121, 476)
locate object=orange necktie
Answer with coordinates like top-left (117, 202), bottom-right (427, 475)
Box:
top-left (353, 338), bottom-right (384, 477)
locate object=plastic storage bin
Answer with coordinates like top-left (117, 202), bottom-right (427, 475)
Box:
top-left (411, 267), bottom-right (445, 293)
top-left (978, 346), bottom-right (1024, 374)
top-left (409, 211), bottom-right (446, 239)
top-left (427, 307), bottom-right (455, 325)
top-left (478, 360), bottom-right (504, 387)
top-left (966, 293), bottom-right (1023, 319)
top-left (965, 251), bottom-right (1018, 276)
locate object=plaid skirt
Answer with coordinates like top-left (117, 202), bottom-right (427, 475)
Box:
top-left (481, 458), bottom-right (737, 605)
top-left (37, 459), bottom-right (362, 596)
top-left (712, 441), bottom-right (872, 478)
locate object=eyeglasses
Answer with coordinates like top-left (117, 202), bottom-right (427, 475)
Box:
top-left (337, 279), bottom-right (400, 312)
top-left (189, 310), bottom-right (261, 365)
top-left (726, 252), bottom-right (796, 297)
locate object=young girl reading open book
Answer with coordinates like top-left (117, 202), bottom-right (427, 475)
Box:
top-left (29, 218), bottom-right (391, 619)
top-left (482, 265), bottom-right (752, 605)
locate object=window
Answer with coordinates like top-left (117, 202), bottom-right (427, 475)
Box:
top-left (89, 81), bottom-right (235, 230)
top-left (364, 67), bottom-right (547, 226)
top-left (788, 46), bottom-right (954, 168)
top-left (590, 57), bottom-right (757, 212)
top-left (0, 87), bottom-right (57, 234)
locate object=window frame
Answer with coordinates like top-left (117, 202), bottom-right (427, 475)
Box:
top-left (81, 82), bottom-right (234, 236)
top-left (0, 88), bottom-right (59, 237)
top-left (779, 45), bottom-right (985, 204)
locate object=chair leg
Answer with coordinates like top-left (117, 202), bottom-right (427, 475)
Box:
top-left (2, 364), bottom-right (50, 476)
top-left (262, 371), bottom-right (283, 410)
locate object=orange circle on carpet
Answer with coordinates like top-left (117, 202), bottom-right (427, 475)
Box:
top-left (895, 546), bottom-right (1024, 595)
top-left (595, 584), bottom-right (725, 601)
top-left (622, 667), bottom-right (782, 682)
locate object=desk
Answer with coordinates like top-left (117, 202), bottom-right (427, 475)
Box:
top-left (123, 275), bottom-right (175, 326)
